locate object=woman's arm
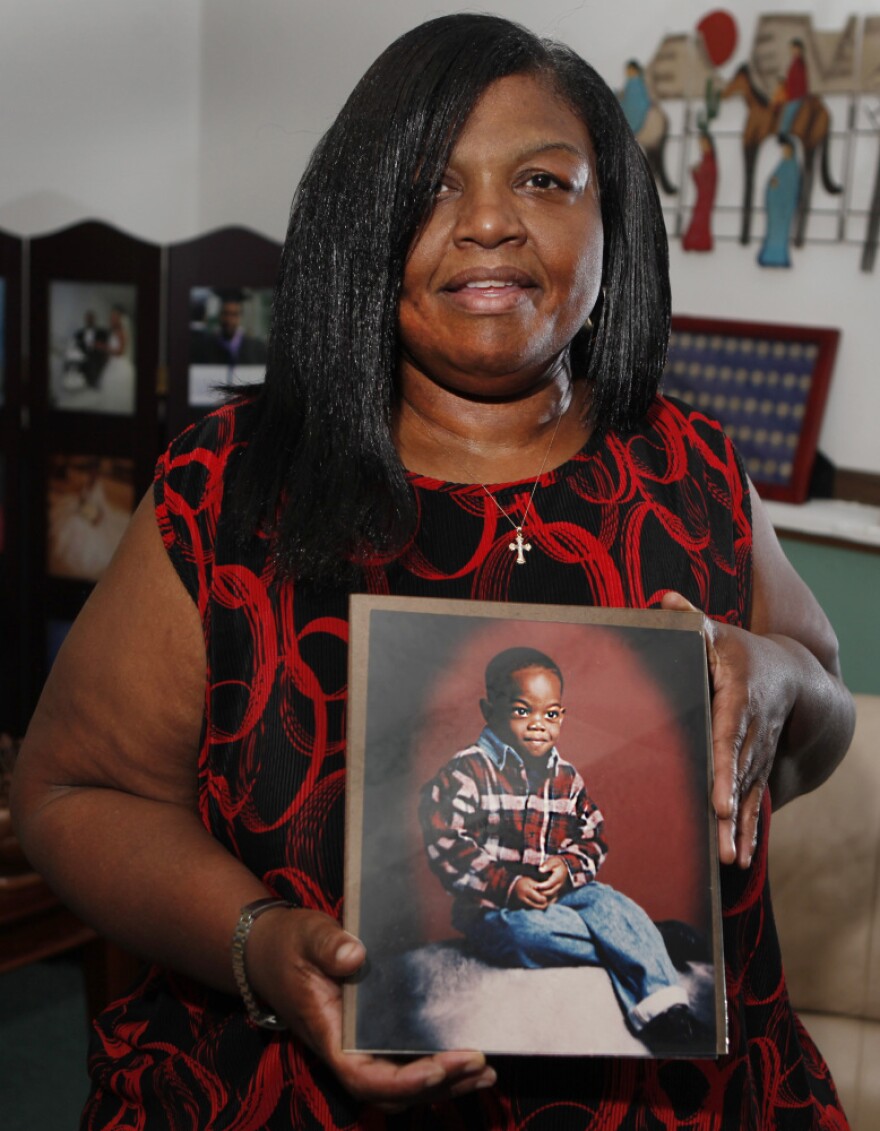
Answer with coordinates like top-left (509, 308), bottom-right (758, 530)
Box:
top-left (12, 493), bottom-right (254, 985)
top-left (12, 493), bottom-right (492, 1108)
top-left (662, 481), bottom-right (856, 869)
top-left (748, 481), bottom-right (855, 806)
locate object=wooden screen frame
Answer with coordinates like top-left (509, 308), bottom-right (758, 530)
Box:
top-left (166, 227), bottom-right (281, 437)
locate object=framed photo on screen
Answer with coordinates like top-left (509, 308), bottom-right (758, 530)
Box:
top-left (29, 221), bottom-right (160, 435)
top-left (166, 228), bottom-right (281, 434)
top-left (47, 281), bottom-right (138, 416)
top-left (186, 284), bottom-right (272, 408)
top-left (45, 453), bottom-right (135, 583)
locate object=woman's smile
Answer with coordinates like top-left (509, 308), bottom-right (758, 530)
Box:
top-left (441, 265), bottom-right (539, 313)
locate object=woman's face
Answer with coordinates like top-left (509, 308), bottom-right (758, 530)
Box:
top-left (397, 73), bottom-right (603, 401)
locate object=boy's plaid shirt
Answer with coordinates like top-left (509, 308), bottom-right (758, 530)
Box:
top-left (419, 727), bottom-right (608, 910)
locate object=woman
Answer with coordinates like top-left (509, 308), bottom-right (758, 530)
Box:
top-left (13, 14), bottom-right (854, 1129)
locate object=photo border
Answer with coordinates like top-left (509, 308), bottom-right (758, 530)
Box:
top-left (344, 594), bottom-right (726, 1059)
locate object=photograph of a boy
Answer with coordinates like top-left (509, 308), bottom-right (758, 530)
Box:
top-left (419, 645), bottom-right (706, 1054)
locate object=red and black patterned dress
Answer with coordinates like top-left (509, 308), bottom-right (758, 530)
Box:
top-left (82, 396), bottom-right (848, 1130)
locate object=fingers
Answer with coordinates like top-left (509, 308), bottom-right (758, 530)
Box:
top-left (712, 722), bottom-right (768, 868)
top-left (662, 592), bottom-right (741, 862)
top-left (297, 913), bottom-right (366, 978)
top-left (449, 1064), bottom-right (499, 1100)
top-left (252, 909), bottom-right (498, 1111)
top-left (534, 876), bottom-right (564, 900)
top-left (536, 858), bottom-right (567, 890)
top-left (519, 893), bottom-right (548, 909)
top-left (713, 652), bottom-right (787, 869)
top-left (708, 638), bottom-right (763, 869)
top-left (514, 878), bottom-right (549, 909)
top-left (710, 691), bottom-right (748, 867)
top-left (736, 779), bottom-right (765, 869)
top-left (660, 590), bottom-right (698, 614)
top-left (661, 590), bottom-right (774, 871)
top-left (331, 1048), bottom-right (495, 1111)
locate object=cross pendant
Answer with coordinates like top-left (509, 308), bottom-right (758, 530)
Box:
top-left (509, 527), bottom-right (532, 565)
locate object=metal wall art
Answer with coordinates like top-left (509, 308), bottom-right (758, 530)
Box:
top-left (621, 9), bottom-right (880, 271)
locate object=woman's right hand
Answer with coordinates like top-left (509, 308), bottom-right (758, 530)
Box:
top-left (247, 907), bottom-right (496, 1112)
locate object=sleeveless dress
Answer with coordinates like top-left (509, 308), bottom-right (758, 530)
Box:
top-left (82, 396), bottom-right (848, 1130)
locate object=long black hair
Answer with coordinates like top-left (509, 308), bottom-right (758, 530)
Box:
top-left (229, 13), bottom-right (670, 583)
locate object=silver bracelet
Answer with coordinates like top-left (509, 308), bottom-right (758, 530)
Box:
top-left (231, 897), bottom-right (292, 1030)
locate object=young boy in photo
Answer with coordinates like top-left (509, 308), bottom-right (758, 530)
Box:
top-left (419, 646), bottom-right (702, 1052)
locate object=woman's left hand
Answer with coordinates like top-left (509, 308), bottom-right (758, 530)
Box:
top-left (661, 590), bottom-right (798, 869)
top-left (659, 483), bottom-right (854, 870)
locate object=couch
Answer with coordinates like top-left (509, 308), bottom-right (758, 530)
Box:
top-left (770, 692), bottom-right (880, 1131)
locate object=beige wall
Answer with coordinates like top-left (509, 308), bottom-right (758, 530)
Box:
top-left (1, 0), bottom-right (878, 473)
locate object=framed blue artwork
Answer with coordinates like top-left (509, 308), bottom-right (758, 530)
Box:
top-left (663, 315), bottom-right (839, 503)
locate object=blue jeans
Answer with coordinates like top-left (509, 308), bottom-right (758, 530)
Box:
top-left (455, 882), bottom-right (688, 1029)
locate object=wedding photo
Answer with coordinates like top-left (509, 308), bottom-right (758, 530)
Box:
top-left (47, 282), bottom-right (137, 416)
top-left (45, 454), bottom-right (135, 582)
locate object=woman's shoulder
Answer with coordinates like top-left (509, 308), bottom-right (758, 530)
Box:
top-left (154, 398), bottom-right (260, 602)
top-left (162, 397), bottom-right (257, 466)
top-left (644, 391), bottom-right (727, 435)
top-left (619, 393), bottom-right (752, 525)
top-left (638, 393), bottom-right (746, 468)
top-left (158, 398), bottom-right (259, 505)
